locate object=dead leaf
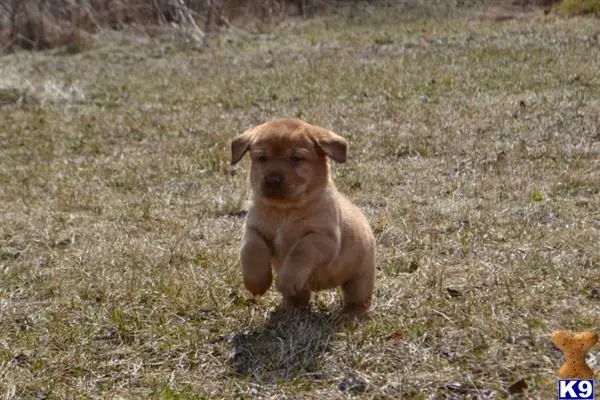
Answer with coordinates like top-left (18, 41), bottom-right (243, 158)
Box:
top-left (350, 181), bottom-right (362, 190)
top-left (388, 331), bottom-right (404, 343)
top-left (446, 287), bottom-right (463, 298)
top-left (496, 150), bottom-right (507, 167)
top-left (373, 215), bottom-right (388, 235)
top-left (508, 378), bottom-right (527, 394)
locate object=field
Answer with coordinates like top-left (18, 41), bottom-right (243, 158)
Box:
top-left (1, 3), bottom-right (599, 399)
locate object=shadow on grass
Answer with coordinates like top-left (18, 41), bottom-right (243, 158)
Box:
top-left (230, 307), bottom-right (342, 381)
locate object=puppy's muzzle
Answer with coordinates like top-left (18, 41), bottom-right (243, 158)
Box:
top-left (262, 174), bottom-right (285, 198)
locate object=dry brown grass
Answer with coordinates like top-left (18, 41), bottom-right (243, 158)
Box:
top-left (1, 2), bottom-right (599, 399)
top-left (0, 0), bottom-right (210, 51)
top-left (0, 0), bottom-right (321, 51)
top-left (2, 0), bottom-right (568, 52)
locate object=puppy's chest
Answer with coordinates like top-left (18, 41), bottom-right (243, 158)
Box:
top-left (263, 220), bottom-right (304, 267)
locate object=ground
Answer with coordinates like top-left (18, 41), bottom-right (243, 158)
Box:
top-left (1, 3), bottom-right (599, 399)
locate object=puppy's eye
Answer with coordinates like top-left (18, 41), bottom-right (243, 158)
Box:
top-left (257, 154), bottom-right (267, 162)
top-left (290, 153), bottom-right (303, 164)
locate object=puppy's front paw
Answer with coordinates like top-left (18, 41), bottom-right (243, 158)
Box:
top-left (243, 267), bottom-right (273, 296)
top-left (280, 290), bottom-right (311, 309)
top-left (275, 272), bottom-right (306, 297)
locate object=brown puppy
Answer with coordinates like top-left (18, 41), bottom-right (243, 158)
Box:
top-left (230, 118), bottom-right (376, 315)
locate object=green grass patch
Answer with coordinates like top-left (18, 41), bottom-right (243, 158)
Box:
top-left (555, 0), bottom-right (600, 16)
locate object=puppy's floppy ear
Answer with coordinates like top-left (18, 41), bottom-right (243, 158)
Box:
top-left (230, 127), bottom-right (256, 166)
top-left (309, 126), bottom-right (348, 163)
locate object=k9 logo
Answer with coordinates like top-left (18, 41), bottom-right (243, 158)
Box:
top-left (558, 380), bottom-right (594, 400)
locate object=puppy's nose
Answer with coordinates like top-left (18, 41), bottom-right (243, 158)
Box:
top-left (265, 175), bottom-right (282, 185)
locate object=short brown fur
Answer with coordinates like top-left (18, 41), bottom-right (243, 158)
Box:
top-left (231, 118), bottom-right (376, 316)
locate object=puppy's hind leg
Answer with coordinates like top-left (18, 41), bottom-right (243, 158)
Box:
top-left (241, 228), bottom-right (273, 296)
top-left (341, 259), bottom-right (375, 317)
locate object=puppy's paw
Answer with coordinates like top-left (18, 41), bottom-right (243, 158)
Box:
top-left (275, 272), bottom-right (306, 297)
top-left (279, 290), bottom-right (311, 310)
top-left (243, 268), bottom-right (273, 296)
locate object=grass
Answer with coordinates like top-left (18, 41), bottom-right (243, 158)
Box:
top-left (1, 3), bottom-right (600, 399)
top-left (555, 0), bottom-right (600, 16)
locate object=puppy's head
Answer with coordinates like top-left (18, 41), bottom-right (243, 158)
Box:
top-left (230, 118), bottom-right (347, 206)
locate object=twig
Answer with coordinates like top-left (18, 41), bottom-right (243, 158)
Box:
top-left (152, 0), bottom-right (167, 24)
top-left (203, 0), bottom-right (213, 48)
top-left (0, 0), bottom-right (11, 14)
top-left (174, 0), bottom-right (205, 39)
top-left (431, 308), bottom-right (454, 323)
top-left (8, 0), bottom-right (21, 49)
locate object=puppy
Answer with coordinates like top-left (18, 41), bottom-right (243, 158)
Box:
top-left (230, 118), bottom-right (376, 315)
